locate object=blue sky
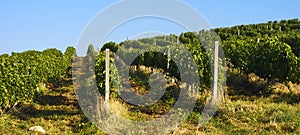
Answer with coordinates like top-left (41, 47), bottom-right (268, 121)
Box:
top-left (0, 0), bottom-right (299, 55)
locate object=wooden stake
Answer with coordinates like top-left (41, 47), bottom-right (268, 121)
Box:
top-left (213, 41), bottom-right (219, 101)
top-left (167, 48), bottom-right (170, 70)
top-left (105, 49), bottom-right (110, 112)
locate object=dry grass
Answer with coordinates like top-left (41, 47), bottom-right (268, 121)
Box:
top-left (0, 70), bottom-right (299, 134)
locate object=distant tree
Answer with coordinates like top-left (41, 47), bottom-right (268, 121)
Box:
top-left (64, 46), bottom-right (76, 57)
top-left (87, 44), bottom-right (96, 55)
top-left (101, 42), bottom-right (120, 53)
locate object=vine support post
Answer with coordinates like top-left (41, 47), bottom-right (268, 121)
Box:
top-left (213, 41), bottom-right (219, 101)
top-left (167, 48), bottom-right (170, 70)
top-left (105, 49), bottom-right (110, 112)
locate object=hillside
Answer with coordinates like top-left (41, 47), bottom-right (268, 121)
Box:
top-left (0, 18), bottom-right (299, 134)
